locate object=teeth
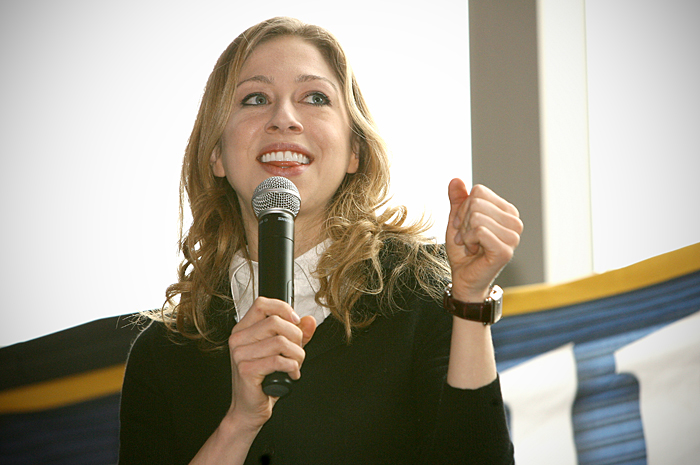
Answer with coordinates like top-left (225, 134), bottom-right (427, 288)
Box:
top-left (260, 151), bottom-right (310, 164)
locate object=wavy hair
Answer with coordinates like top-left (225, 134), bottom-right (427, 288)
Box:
top-left (154, 17), bottom-right (450, 350)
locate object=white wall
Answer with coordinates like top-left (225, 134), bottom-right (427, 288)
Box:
top-left (586, 0), bottom-right (700, 273)
top-left (537, 0), bottom-right (593, 284)
top-left (0, 0), bottom-right (470, 347)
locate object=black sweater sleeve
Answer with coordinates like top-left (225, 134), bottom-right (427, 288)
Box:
top-left (408, 291), bottom-right (514, 464)
top-left (430, 378), bottom-right (515, 464)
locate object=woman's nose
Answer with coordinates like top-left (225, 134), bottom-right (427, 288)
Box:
top-left (265, 101), bottom-right (303, 134)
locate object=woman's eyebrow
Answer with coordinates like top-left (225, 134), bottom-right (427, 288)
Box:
top-left (237, 74), bottom-right (338, 92)
top-left (238, 75), bottom-right (273, 86)
top-left (296, 74), bottom-right (338, 92)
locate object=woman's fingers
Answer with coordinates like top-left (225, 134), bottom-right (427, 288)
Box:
top-left (455, 186), bottom-right (521, 231)
top-left (459, 184), bottom-right (519, 218)
top-left (446, 181), bottom-right (523, 297)
top-left (225, 283), bottom-right (317, 423)
top-left (455, 204), bottom-right (522, 251)
top-left (229, 297), bottom-right (317, 385)
top-left (233, 296), bottom-right (301, 332)
top-left (230, 312), bottom-right (304, 348)
top-left (453, 219), bottom-right (521, 262)
top-left (231, 334), bottom-right (307, 380)
top-left (453, 185), bottom-right (523, 251)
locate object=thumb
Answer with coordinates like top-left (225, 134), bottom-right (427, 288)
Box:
top-left (298, 315), bottom-right (317, 347)
top-left (447, 178), bottom-right (469, 231)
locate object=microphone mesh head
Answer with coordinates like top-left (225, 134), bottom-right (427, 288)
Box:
top-left (251, 176), bottom-right (301, 218)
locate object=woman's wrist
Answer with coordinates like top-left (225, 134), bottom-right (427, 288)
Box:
top-left (447, 318), bottom-right (497, 389)
top-left (222, 407), bottom-right (266, 441)
top-left (449, 272), bottom-right (492, 303)
top-left (448, 281), bottom-right (490, 304)
top-left (188, 411), bottom-right (262, 465)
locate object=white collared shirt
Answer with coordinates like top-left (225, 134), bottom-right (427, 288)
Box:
top-left (228, 240), bottom-right (331, 325)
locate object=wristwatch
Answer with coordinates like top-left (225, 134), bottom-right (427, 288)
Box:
top-left (443, 283), bottom-right (503, 325)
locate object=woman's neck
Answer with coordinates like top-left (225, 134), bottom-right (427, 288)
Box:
top-left (242, 208), bottom-right (325, 261)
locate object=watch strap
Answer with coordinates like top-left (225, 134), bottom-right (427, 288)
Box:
top-left (443, 284), bottom-right (503, 325)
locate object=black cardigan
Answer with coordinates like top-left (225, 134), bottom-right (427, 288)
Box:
top-left (119, 277), bottom-right (514, 464)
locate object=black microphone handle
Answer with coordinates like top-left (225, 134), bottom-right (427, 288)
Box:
top-left (258, 211), bottom-right (295, 397)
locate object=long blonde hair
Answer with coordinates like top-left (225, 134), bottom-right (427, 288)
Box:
top-left (157, 17), bottom-right (450, 350)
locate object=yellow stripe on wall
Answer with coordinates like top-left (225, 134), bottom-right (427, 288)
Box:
top-left (0, 363), bottom-right (125, 414)
top-left (503, 242), bottom-right (700, 315)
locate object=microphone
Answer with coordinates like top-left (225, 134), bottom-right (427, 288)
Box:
top-left (251, 176), bottom-right (301, 397)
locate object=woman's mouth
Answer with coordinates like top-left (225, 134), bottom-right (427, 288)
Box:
top-left (259, 151), bottom-right (311, 166)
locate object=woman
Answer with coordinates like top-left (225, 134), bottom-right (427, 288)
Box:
top-left (119, 17), bottom-right (521, 465)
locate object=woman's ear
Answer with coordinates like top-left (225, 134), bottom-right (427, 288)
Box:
top-left (347, 152), bottom-right (360, 174)
top-left (210, 146), bottom-right (226, 177)
top-left (347, 136), bottom-right (361, 174)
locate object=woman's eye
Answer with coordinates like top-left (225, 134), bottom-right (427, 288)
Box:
top-left (303, 92), bottom-right (330, 106)
top-left (242, 93), bottom-right (268, 106)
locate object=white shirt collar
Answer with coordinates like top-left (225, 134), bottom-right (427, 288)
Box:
top-left (228, 240), bottom-right (331, 325)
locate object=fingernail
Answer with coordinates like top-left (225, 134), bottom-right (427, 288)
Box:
top-left (291, 311), bottom-right (301, 324)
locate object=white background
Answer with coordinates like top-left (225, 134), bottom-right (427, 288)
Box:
top-left (0, 0), bottom-right (470, 346)
top-left (586, 0), bottom-right (699, 273)
top-left (0, 0), bottom-right (698, 347)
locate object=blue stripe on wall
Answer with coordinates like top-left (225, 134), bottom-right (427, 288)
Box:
top-left (0, 394), bottom-right (120, 465)
top-left (493, 270), bottom-right (700, 465)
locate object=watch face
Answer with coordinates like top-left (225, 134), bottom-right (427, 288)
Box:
top-left (490, 285), bottom-right (504, 324)
top-left (492, 301), bottom-right (503, 324)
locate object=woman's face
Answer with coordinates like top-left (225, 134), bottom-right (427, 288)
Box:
top-left (212, 35), bottom-right (359, 229)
